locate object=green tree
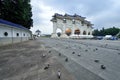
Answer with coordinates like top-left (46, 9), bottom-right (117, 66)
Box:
top-left (104, 27), bottom-right (119, 36)
top-left (92, 29), bottom-right (100, 36)
top-left (0, 0), bottom-right (33, 29)
top-left (100, 27), bottom-right (105, 36)
top-left (93, 27), bottom-right (120, 36)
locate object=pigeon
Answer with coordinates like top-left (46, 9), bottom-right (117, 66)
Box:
top-left (59, 53), bottom-right (61, 56)
top-left (85, 49), bottom-right (88, 52)
top-left (94, 60), bottom-right (99, 63)
top-left (118, 53), bottom-right (120, 55)
top-left (101, 65), bottom-right (106, 69)
top-left (49, 51), bottom-right (51, 53)
top-left (78, 53), bottom-right (81, 57)
top-left (44, 64), bottom-right (50, 70)
top-left (72, 52), bottom-right (75, 54)
top-left (65, 58), bottom-right (68, 62)
top-left (42, 54), bottom-right (46, 57)
top-left (95, 48), bottom-right (98, 50)
top-left (66, 47), bottom-right (68, 49)
top-left (57, 70), bottom-right (61, 79)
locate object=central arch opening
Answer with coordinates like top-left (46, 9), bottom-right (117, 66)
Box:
top-left (56, 28), bottom-right (62, 37)
top-left (74, 29), bottom-right (80, 35)
top-left (65, 28), bottom-right (71, 36)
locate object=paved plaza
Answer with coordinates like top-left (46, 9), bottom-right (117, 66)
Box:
top-left (40, 38), bottom-right (120, 80)
top-left (0, 38), bottom-right (120, 80)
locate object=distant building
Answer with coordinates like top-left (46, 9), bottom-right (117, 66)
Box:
top-left (35, 29), bottom-right (41, 37)
top-left (0, 19), bottom-right (32, 46)
top-left (51, 13), bottom-right (94, 38)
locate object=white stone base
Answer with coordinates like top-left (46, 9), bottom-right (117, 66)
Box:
top-left (70, 34), bottom-right (94, 39)
top-left (60, 33), bottom-right (69, 38)
top-left (51, 33), bottom-right (58, 38)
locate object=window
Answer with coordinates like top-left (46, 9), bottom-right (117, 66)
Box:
top-left (4, 32), bottom-right (8, 36)
top-left (16, 33), bottom-right (19, 37)
top-left (63, 19), bottom-right (66, 23)
top-left (23, 34), bottom-right (25, 36)
top-left (87, 24), bottom-right (89, 27)
top-left (72, 19), bottom-right (75, 24)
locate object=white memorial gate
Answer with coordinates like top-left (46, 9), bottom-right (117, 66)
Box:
top-left (51, 13), bottom-right (94, 38)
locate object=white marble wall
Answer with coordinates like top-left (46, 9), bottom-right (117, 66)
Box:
top-left (0, 23), bottom-right (32, 46)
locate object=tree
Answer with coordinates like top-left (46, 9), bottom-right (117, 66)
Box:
top-left (104, 27), bottom-right (120, 36)
top-left (92, 29), bottom-right (99, 36)
top-left (0, 0), bottom-right (33, 29)
top-left (100, 27), bottom-right (105, 36)
top-left (93, 27), bottom-right (120, 36)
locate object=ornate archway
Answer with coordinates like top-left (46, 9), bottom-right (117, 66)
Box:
top-left (74, 29), bottom-right (80, 35)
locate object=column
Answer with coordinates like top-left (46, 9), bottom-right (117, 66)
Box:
top-left (60, 23), bottom-right (69, 38)
top-left (51, 22), bottom-right (58, 38)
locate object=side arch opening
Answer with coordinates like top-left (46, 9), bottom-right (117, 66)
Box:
top-left (83, 31), bottom-right (86, 35)
top-left (65, 28), bottom-right (72, 36)
top-left (74, 29), bottom-right (80, 35)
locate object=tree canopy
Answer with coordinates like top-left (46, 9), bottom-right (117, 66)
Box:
top-left (93, 27), bottom-right (120, 36)
top-left (0, 0), bottom-right (33, 29)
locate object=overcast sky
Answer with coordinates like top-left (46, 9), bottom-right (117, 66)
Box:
top-left (30, 0), bottom-right (120, 34)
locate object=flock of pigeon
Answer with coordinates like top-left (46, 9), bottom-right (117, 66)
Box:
top-left (41, 46), bottom-right (107, 79)
top-left (39, 38), bottom-right (120, 80)
top-left (41, 50), bottom-right (62, 79)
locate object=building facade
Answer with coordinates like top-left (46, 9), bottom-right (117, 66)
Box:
top-left (51, 13), bottom-right (93, 38)
top-left (0, 19), bottom-right (32, 46)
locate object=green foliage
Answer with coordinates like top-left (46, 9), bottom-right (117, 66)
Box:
top-left (118, 35), bottom-right (120, 38)
top-left (93, 27), bottom-right (120, 36)
top-left (0, 0), bottom-right (33, 29)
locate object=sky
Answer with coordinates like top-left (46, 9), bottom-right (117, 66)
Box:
top-left (30, 0), bottom-right (120, 34)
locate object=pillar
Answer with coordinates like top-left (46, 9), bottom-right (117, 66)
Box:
top-left (60, 25), bottom-right (69, 38)
top-left (51, 22), bottom-right (58, 38)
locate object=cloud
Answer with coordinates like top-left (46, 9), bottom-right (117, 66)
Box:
top-left (30, 0), bottom-right (65, 34)
top-left (88, 0), bottom-right (120, 29)
top-left (30, 0), bottom-right (120, 34)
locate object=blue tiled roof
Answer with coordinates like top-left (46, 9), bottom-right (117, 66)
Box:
top-left (0, 19), bottom-right (29, 30)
